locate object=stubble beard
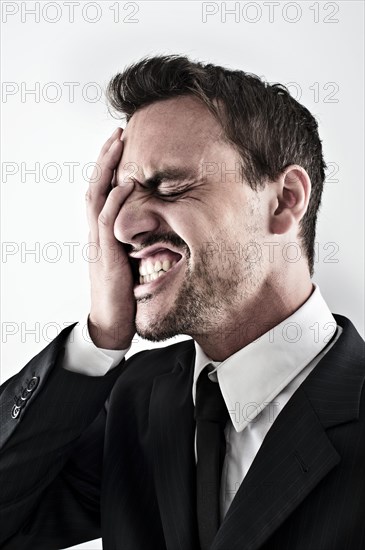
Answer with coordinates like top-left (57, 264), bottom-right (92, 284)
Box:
top-left (135, 245), bottom-right (260, 343)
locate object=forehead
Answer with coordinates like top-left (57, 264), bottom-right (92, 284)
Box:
top-left (120, 95), bottom-right (224, 173)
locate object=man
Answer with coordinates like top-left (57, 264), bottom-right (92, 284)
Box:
top-left (0, 55), bottom-right (364, 550)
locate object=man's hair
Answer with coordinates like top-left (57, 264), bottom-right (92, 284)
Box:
top-left (106, 55), bottom-right (327, 275)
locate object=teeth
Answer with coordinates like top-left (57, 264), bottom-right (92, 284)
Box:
top-left (137, 257), bottom-right (180, 284)
top-left (138, 258), bottom-right (177, 276)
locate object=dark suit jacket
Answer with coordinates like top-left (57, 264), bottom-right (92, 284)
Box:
top-left (0, 314), bottom-right (364, 550)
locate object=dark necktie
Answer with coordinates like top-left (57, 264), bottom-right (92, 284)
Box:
top-left (195, 366), bottom-right (229, 550)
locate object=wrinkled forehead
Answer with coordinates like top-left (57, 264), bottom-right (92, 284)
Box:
top-left (120, 95), bottom-right (224, 175)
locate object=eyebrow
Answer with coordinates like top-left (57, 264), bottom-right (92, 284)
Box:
top-left (135, 167), bottom-right (195, 189)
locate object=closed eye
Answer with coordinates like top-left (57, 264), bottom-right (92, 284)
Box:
top-left (133, 168), bottom-right (194, 199)
top-left (138, 183), bottom-right (187, 200)
top-left (157, 190), bottom-right (185, 198)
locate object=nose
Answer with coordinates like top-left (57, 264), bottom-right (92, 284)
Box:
top-left (114, 184), bottom-right (161, 245)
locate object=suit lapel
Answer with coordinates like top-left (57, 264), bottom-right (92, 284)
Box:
top-left (148, 315), bottom-right (364, 550)
top-left (212, 314), bottom-right (364, 550)
top-left (149, 342), bottom-right (200, 550)
top-left (211, 387), bottom-right (341, 550)
top-left (148, 347), bottom-right (342, 550)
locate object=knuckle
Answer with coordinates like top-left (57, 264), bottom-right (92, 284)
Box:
top-left (85, 189), bottom-right (93, 202)
top-left (98, 212), bottom-right (109, 227)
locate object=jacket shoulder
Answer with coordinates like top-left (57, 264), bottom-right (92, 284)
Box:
top-left (121, 337), bottom-right (195, 382)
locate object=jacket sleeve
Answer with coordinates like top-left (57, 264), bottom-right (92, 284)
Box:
top-left (0, 323), bottom-right (126, 549)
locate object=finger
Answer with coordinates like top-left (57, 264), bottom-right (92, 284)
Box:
top-left (87, 138), bottom-right (125, 241)
top-left (92, 136), bottom-right (124, 195)
top-left (97, 127), bottom-right (123, 161)
top-left (97, 182), bottom-right (135, 264)
top-left (89, 127), bottom-right (123, 201)
top-left (87, 230), bottom-right (99, 259)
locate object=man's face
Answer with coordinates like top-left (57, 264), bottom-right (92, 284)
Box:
top-left (114, 95), bottom-right (268, 342)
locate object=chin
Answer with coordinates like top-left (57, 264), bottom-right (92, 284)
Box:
top-left (135, 324), bottom-right (178, 343)
top-left (134, 307), bottom-right (176, 342)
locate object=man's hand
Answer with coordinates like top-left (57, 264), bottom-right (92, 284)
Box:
top-left (86, 127), bottom-right (136, 349)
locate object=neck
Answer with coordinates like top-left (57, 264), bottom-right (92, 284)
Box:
top-left (193, 276), bottom-right (313, 362)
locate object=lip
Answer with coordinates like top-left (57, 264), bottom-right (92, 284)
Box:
top-left (129, 243), bottom-right (183, 261)
top-left (133, 256), bottom-right (183, 298)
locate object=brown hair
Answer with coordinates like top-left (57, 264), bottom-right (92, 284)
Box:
top-left (106, 55), bottom-right (327, 275)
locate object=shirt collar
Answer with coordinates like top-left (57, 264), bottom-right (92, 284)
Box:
top-left (192, 284), bottom-right (336, 433)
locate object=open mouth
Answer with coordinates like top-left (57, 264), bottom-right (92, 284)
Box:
top-left (129, 246), bottom-right (183, 287)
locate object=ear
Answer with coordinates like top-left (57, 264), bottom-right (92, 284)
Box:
top-left (269, 165), bottom-right (311, 235)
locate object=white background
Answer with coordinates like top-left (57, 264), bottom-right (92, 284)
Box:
top-left (1, 1), bottom-right (364, 548)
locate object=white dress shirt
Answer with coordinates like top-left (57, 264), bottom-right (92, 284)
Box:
top-left (63, 284), bottom-right (342, 521)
